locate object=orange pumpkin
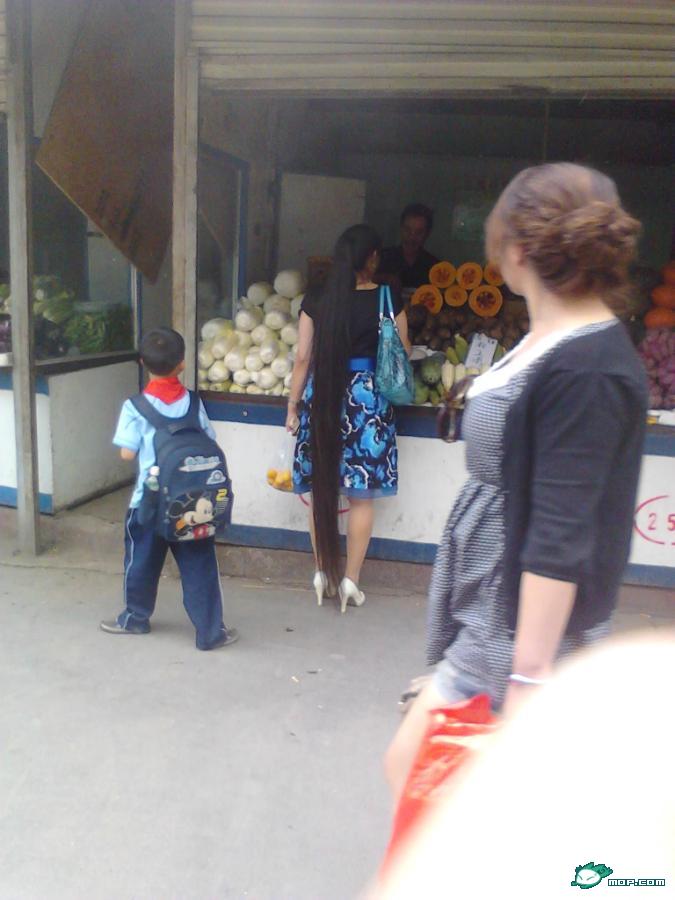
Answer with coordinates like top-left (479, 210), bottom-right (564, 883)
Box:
top-left (662, 261), bottom-right (675, 286)
top-left (483, 262), bottom-right (505, 287)
top-left (644, 307), bottom-right (675, 329)
top-left (429, 261), bottom-right (456, 288)
top-left (411, 284), bottom-right (443, 316)
top-left (456, 262), bottom-right (483, 291)
top-left (651, 283), bottom-right (675, 310)
top-left (468, 285), bottom-right (503, 318)
top-left (444, 285), bottom-right (468, 308)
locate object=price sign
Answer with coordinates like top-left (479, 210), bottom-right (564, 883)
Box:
top-left (633, 494), bottom-right (675, 547)
top-left (465, 334), bottom-right (498, 370)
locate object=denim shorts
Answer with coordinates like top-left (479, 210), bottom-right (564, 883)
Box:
top-left (433, 659), bottom-right (492, 707)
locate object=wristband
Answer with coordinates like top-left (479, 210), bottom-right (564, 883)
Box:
top-left (509, 673), bottom-right (548, 686)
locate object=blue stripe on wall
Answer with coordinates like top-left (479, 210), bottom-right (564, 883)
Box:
top-left (624, 563), bottom-right (675, 589)
top-left (203, 396), bottom-right (674, 453)
top-left (0, 371), bottom-right (49, 395)
top-left (221, 523), bottom-right (672, 587)
top-left (204, 399), bottom-right (286, 427)
top-left (644, 431), bottom-right (675, 457)
top-left (0, 485), bottom-right (53, 513)
top-left (221, 523), bottom-right (438, 565)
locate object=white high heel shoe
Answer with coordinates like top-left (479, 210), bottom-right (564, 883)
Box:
top-left (313, 571), bottom-right (328, 606)
top-left (338, 577), bottom-right (365, 614)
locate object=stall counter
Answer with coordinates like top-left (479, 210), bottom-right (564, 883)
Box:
top-left (0, 354), bottom-right (138, 513)
top-left (204, 393), bottom-right (675, 590)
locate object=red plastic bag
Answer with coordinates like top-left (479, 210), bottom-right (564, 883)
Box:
top-left (383, 694), bottom-right (498, 872)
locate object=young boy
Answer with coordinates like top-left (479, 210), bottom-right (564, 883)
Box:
top-left (100, 327), bottom-right (238, 650)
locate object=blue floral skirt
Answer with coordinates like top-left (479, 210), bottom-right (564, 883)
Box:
top-left (293, 371), bottom-right (398, 499)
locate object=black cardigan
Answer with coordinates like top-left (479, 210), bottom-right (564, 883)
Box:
top-left (501, 322), bottom-right (648, 634)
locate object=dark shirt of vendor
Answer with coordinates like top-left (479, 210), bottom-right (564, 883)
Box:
top-left (377, 203), bottom-right (439, 290)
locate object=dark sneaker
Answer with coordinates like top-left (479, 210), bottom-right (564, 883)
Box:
top-left (100, 620), bottom-right (151, 636)
top-left (203, 628), bottom-right (240, 650)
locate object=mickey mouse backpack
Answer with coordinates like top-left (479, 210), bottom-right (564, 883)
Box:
top-left (131, 391), bottom-right (234, 542)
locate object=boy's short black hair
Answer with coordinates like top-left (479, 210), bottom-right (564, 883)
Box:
top-left (140, 328), bottom-right (185, 376)
top-left (400, 203), bottom-right (434, 233)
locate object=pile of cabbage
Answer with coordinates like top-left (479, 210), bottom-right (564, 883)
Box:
top-left (197, 270), bottom-right (305, 396)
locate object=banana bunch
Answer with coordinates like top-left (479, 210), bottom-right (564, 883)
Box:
top-left (441, 334), bottom-right (507, 393)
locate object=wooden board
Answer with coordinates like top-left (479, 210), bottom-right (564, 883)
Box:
top-left (35, 0), bottom-right (174, 282)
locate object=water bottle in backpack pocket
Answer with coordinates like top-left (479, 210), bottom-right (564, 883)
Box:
top-left (130, 391), bottom-right (234, 542)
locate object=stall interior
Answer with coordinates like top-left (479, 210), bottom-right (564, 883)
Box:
top-left (196, 95), bottom-right (674, 410)
top-left (0, 129), bottom-right (136, 366)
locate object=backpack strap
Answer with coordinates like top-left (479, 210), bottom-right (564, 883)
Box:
top-left (130, 393), bottom-right (169, 430)
top-left (184, 390), bottom-right (202, 428)
top-left (130, 390), bottom-right (203, 434)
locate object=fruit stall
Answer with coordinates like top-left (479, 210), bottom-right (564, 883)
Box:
top-left (195, 254), bottom-right (675, 588)
top-left (0, 271), bottom-right (139, 513)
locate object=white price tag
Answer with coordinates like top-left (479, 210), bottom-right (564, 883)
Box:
top-left (465, 333), bottom-right (498, 370)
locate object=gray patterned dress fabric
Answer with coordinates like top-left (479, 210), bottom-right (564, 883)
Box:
top-left (428, 322), bottom-right (613, 709)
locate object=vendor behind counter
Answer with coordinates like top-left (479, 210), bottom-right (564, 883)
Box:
top-left (377, 203), bottom-right (439, 291)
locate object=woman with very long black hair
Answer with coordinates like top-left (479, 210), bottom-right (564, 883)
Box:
top-left (286, 224), bottom-right (411, 612)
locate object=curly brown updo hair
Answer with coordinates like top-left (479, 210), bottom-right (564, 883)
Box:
top-left (485, 163), bottom-right (642, 305)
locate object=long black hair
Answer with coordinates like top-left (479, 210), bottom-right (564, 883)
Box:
top-left (310, 224), bottom-right (382, 589)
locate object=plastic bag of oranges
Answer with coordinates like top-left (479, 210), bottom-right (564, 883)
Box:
top-left (266, 431), bottom-right (296, 492)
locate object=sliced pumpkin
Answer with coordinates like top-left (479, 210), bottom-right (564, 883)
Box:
top-left (444, 285), bottom-right (468, 308)
top-left (483, 262), bottom-right (505, 287)
top-left (429, 261), bottom-right (456, 289)
top-left (651, 283), bottom-right (675, 310)
top-left (469, 284), bottom-right (503, 318)
top-left (644, 306), bottom-right (675, 329)
top-left (456, 262), bottom-right (483, 291)
top-left (411, 284), bottom-right (443, 316)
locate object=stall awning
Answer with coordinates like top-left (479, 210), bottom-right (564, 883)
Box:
top-left (192, 0), bottom-right (675, 98)
top-left (0, 0), bottom-right (6, 113)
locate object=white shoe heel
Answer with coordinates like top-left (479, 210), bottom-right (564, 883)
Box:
top-left (313, 571), bottom-right (328, 606)
top-left (338, 577), bottom-right (365, 614)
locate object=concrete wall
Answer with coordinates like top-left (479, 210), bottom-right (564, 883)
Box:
top-left (211, 417), bottom-right (675, 575)
top-left (0, 383), bottom-right (54, 505)
top-left (280, 105), bottom-right (675, 268)
top-left (334, 152), bottom-right (674, 269)
top-left (49, 361), bottom-right (138, 509)
top-left (0, 361), bottom-right (137, 513)
top-left (200, 93), bottom-right (278, 286)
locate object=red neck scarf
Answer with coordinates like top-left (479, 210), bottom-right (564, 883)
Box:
top-left (144, 375), bottom-right (187, 405)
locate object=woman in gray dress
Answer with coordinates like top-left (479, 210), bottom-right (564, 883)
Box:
top-left (385, 163), bottom-right (648, 800)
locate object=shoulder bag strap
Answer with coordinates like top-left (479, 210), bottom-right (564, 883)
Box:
top-left (379, 285), bottom-right (396, 325)
top-left (384, 284), bottom-right (396, 321)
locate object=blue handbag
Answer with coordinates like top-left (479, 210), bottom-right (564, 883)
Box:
top-left (376, 285), bottom-right (414, 405)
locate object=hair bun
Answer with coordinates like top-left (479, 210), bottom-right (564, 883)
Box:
top-left (557, 201), bottom-right (640, 272)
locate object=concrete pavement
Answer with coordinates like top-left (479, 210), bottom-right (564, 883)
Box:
top-left (1, 561), bottom-right (428, 900)
top-left (0, 532), bottom-right (672, 899)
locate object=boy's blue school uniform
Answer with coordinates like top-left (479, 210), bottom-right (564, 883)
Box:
top-left (112, 393), bottom-right (230, 650)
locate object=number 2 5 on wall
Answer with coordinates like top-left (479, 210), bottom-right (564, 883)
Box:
top-left (634, 494), bottom-right (675, 546)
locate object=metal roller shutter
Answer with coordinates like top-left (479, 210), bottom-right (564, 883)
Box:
top-left (192, 0), bottom-right (675, 97)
